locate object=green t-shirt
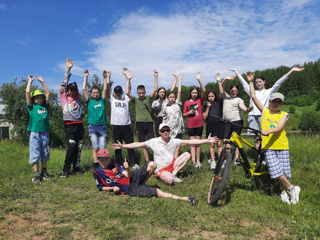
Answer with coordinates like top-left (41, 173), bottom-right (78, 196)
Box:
top-left (26, 102), bottom-right (50, 132)
top-left (87, 97), bottom-right (107, 125)
top-left (134, 96), bottom-right (153, 122)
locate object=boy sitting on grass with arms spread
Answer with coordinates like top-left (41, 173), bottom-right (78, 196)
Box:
top-left (93, 149), bottom-right (197, 205)
top-left (26, 74), bottom-right (51, 183)
top-left (247, 71), bottom-right (300, 204)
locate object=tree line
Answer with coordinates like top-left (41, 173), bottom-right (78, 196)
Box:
top-left (1, 59), bottom-right (320, 147)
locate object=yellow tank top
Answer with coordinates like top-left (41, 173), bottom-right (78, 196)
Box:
top-left (261, 108), bottom-right (289, 150)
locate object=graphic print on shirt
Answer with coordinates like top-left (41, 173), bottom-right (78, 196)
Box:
top-left (189, 103), bottom-right (199, 116)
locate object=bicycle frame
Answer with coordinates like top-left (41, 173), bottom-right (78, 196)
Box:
top-left (225, 131), bottom-right (269, 178)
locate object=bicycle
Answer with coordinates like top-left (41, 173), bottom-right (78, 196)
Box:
top-left (207, 117), bottom-right (279, 205)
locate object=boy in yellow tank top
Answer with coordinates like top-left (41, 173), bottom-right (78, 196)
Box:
top-left (247, 71), bottom-right (300, 205)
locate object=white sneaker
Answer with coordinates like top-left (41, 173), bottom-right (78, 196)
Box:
top-left (289, 186), bottom-right (301, 204)
top-left (281, 192), bottom-right (291, 205)
top-left (173, 176), bottom-right (183, 183)
top-left (132, 164), bottom-right (140, 170)
top-left (208, 158), bottom-right (212, 163)
top-left (197, 162), bottom-right (202, 168)
top-left (221, 162), bottom-right (225, 169)
top-left (194, 162), bottom-right (199, 168)
top-left (210, 161), bottom-right (216, 170)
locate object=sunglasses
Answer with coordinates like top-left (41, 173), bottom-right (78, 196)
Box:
top-left (160, 129), bottom-right (170, 133)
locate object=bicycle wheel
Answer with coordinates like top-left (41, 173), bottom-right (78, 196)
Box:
top-left (207, 149), bottom-right (233, 205)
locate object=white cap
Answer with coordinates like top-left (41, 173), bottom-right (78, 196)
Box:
top-left (270, 92), bottom-right (284, 102)
top-left (159, 123), bottom-right (170, 130)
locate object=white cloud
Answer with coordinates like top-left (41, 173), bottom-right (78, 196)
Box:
top-left (85, 0), bottom-right (320, 93)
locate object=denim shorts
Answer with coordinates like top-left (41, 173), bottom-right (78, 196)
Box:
top-left (89, 124), bottom-right (107, 149)
top-left (264, 150), bottom-right (291, 179)
top-left (29, 132), bottom-right (50, 164)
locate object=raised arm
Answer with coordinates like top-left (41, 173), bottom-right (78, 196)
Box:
top-left (177, 74), bottom-right (182, 101)
top-left (229, 68), bottom-right (249, 95)
top-left (124, 68), bottom-right (135, 101)
top-left (102, 71), bottom-right (110, 100)
top-left (171, 71), bottom-right (178, 91)
top-left (197, 72), bottom-right (206, 99)
top-left (26, 75), bottom-right (34, 106)
top-left (285, 67), bottom-right (304, 78)
top-left (60, 58), bottom-right (74, 94)
top-left (150, 69), bottom-right (158, 98)
top-left (103, 70), bottom-right (111, 98)
top-left (247, 71), bottom-right (264, 112)
top-left (216, 73), bottom-right (224, 99)
top-left (36, 75), bottom-right (50, 104)
top-left (82, 70), bottom-right (89, 101)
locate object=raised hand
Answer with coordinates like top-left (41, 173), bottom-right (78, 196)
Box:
top-left (224, 76), bottom-right (235, 81)
top-left (65, 57), bottom-right (74, 71)
top-left (28, 75), bottom-right (34, 81)
top-left (122, 68), bottom-right (128, 75)
top-left (153, 69), bottom-right (158, 77)
top-left (291, 67), bottom-right (304, 72)
top-left (196, 72), bottom-right (201, 81)
top-left (102, 70), bottom-right (108, 78)
top-left (84, 69), bottom-right (89, 77)
top-left (126, 69), bottom-right (134, 80)
top-left (123, 158), bottom-right (129, 169)
top-left (207, 133), bottom-right (219, 143)
top-left (107, 71), bottom-right (112, 77)
top-left (172, 71), bottom-right (178, 78)
top-left (178, 74), bottom-right (183, 81)
top-left (246, 71), bottom-right (255, 82)
top-left (36, 75), bottom-right (44, 83)
top-left (215, 73), bottom-right (220, 81)
top-left (207, 101), bottom-right (212, 108)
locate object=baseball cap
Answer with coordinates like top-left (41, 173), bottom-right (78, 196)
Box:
top-left (159, 123), bottom-right (170, 130)
top-left (270, 92), bottom-right (284, 102)
top-left (30, 89), bottom-right (46, 101)
top-left (114, 85), bottom-right (123, 93)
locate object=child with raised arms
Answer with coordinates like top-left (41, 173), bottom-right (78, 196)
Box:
top-left (26, 74), bottom-right (51, 183)
top-left (247, 71), bottom-right (300, 205)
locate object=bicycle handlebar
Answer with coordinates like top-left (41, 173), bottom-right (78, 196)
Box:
top-left (210, 115), bottom-right (262, 136)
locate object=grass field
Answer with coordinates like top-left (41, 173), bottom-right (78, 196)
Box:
top-left (0, 134), bottom-right (320, 239)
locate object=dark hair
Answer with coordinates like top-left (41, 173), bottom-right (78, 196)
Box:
top-left (254, 75), bottom-right (265, 81)
top-left (156, 87), bottom-right (166, 100)
top-left (167, 90), bottom-right (176, 98)
top-left (206, 90), bottom-right (218, 103)
top-left (137, 85), bottom-right (145, 91)
top-left (90, 86), bottom-right (101, 94)
top-left (188, 86), bottom-right (199, 100)
top-left (229, 85), bottom-right (240, 97)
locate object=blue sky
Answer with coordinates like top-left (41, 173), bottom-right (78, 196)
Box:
top-left (0, 0), bottom-right (319, 95)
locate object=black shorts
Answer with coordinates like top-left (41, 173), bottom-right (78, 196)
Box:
top-left (188, 126), bottom-right (203, 137)
top-left (127, 162), bottom-right (158, 198)
top-left (223, 120), bottom-right (243, 139)
top-left (206, 120), bottom-right (224, 139)
top-left (155, 117), bottom-right (163, 137)
top-left (175, 133), bottom-right (183, 139)
top-left (136, 122), bottom-right (155, 142)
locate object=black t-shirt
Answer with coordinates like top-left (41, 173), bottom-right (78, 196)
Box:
top-left (202, 98), bottom-right (223, 122)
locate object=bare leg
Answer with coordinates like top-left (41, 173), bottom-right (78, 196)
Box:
top-left (189, 136), bottom-right (196, 164)
top-left (144, 161), bottom-right (156, 184)
top-left (158, 171), bottom-right (174, 185)
top-left (93, 147), bottom-right (99, 163)
top-left (173, 152), bottom-right (190, 173)
top-left (278, 174), bottom-right (291, 190)
top-left (195, 136), bottom-right (201, 163)
top-left (157, 189), bottom-right (188, 202)
top-left (217, 140), bottom-right (223, 158)
top-left (33, 163), bottom-right (39, 172)
top-left (209, 143), bottom-right (215, 162)
top-left (254, 136), bottom-right (260, 149)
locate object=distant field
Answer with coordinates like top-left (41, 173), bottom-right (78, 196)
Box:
top-left (0, 134), bottom-right (319, 239)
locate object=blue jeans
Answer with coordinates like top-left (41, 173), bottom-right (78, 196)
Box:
top-left (89, 124), bottom-right (106, 149)
top-left (29, 132), bottom-right (50, 164)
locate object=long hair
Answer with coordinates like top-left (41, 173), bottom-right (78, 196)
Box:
top-left (206, 90), bottom-right (218, 103)
top-left (188, 86), bottom-right (199, 100)
top-left (156, 87), bottom-right (166, 100)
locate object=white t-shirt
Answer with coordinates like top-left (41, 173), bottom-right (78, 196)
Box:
top-left (109, 95), bottom-right (131, 125)
top-left (145, 137), bottom-right (182, 173)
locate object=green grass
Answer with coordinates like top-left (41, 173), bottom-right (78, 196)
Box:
top-left (0, 136), bottom-right (320, 239)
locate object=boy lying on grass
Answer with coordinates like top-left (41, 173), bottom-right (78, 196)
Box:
top-left (93, 149), bottom-right (198, 205)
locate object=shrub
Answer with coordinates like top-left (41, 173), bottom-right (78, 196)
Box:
top-left (299, 111), bottom-right (320, 131)
top-left (289, 105), bottom-right (296, 113)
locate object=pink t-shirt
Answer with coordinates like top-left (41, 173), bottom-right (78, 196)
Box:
top-left (183, 98), bottom-right (204, 128)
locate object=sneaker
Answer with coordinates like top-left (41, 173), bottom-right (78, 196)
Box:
top-left (173, 176), bottom-right (183, 183)
top-left (132, 164), bottom-right (140, 170)
top-left (208, 158), bottom-right (212, 163)
top-left (234, 158), bottom-right (241, 165)
top-left (221, 162), bottom-right (225, 169)
top-left (289, 186), bottom-right (301, 204)
top-left (41, 172), bottom-right (51, 180)
top-left (32, 175), bottom-right (41, 183)
top-left (197, 162), bottom-right (202, 168)
top-left (60, 171), bottom-right (69, 178)
top-left (210, 161), bottom-right (216, 170)
top-left (281, 192), bottom-right (291, 205)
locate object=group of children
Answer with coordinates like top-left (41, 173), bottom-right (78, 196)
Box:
top-left (26, 57), bottom-right (304, 205)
